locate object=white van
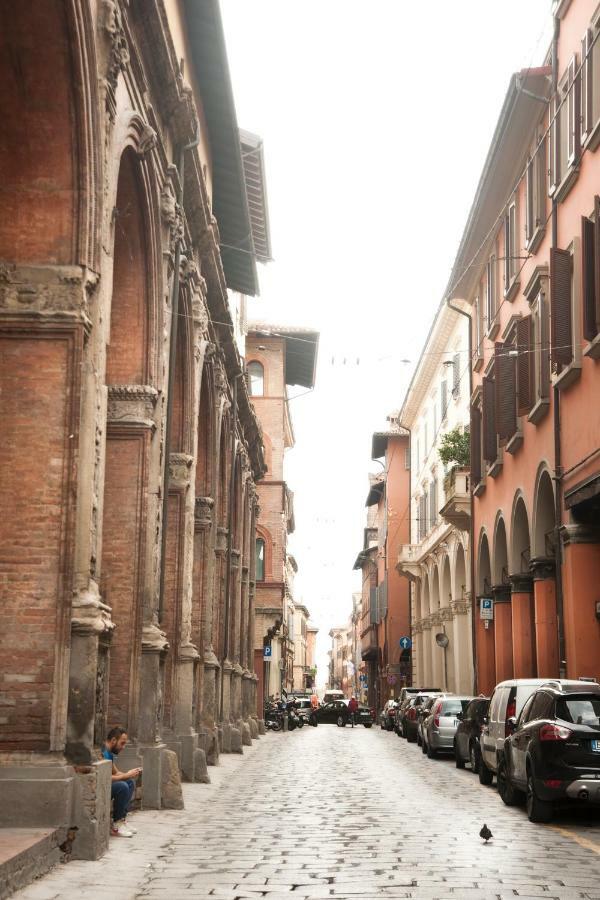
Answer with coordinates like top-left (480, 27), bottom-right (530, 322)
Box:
top-left (322, 689), bottom-right (345, 705)
top-left (479, 678), bottom-right (596, 785)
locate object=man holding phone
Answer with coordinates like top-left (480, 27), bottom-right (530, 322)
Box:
top-left (102, 726), bottom-right (142, 838)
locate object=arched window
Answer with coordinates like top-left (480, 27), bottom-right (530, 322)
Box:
top-left (255, 538), bottom-right (265, 581)
top-left (247, 361), bottom-right (264, 396)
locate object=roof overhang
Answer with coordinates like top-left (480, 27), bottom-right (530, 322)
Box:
top-left (372, 429), bottom-right (408, 460)
top-left (445, 68), bottom-right (551, 305)
top-left (184, 0), bottom-right (259, 296)
top-left (240, 129), bottom-right (272, 264)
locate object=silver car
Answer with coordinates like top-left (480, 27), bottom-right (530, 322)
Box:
top-left (423, 696), bottom-right (473, 759)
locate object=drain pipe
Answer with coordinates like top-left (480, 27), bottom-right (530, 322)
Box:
top-left (446, 297), bottom-right (477, 694)
top-left (158, 129), bottom-right (199, 623)
top-left (219, 375), bottom-right (239, 720)
top-left (550, 12), bottom-right (567, 677)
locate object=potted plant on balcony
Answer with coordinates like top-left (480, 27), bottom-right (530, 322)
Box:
top-left (439, 428), bottom-right (470, 495)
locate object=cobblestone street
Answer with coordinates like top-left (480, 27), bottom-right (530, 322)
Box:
top-left (14, 726), bottom-right (600, 900)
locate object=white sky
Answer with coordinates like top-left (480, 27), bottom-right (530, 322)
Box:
top-left (220, 0), bottom-right (553, 686)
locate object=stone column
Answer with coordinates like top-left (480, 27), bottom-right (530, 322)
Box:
top-left (421, 617), bottom-right (433, 685)
top-left (230, 548), bottom-right (243, 724)
top-left (530, 557), bottom-right (559, 678)
top-left (475, 597), bottom-right (496, 696)
top-left (430, 613), bottom-right (444, 688)
top-left (492, 585), bottom-right (514, 682)
top-left (194, 495), bottom-right (219, 765)
top-left (509, 573), bottom-right (536, 678)
top-left (560, 525), bottom-right (600, 679)
top-left (450, 597), bottom-right (472, 693)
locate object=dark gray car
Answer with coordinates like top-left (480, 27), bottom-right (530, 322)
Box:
top-left (422, 696), bottom-right (473, 759)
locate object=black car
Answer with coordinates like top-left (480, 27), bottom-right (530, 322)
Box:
top-left (397, 694), bottom-right (437, 741)
top-left (497, 682), bottom-right (600, 822)
top-left (309, 700), bottom-right (373, 728)
top-left (454, 696), bottom-right (489, 773)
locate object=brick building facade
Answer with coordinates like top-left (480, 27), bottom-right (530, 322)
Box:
top-left (0, 0), bottom-right (269, 860)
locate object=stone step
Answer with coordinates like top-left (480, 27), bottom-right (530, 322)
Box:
top-left (0, 827), bottom-right (63, 900)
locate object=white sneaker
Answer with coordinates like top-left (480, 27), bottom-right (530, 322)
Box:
top-left (124, 820), bottom-right (137, 834)
top-left (112, 821), bottom-right (134, 838)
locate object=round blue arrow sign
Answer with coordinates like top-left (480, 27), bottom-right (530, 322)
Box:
top-left (399, 636), bottom-right (412, 650)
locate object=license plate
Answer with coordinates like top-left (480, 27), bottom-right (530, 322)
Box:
top-left (592, 740), bottom-right (600, 753)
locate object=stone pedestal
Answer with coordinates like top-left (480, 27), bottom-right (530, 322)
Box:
top-left (0, 764), bottom-right (76, 828)
top-left (231, 663), bottom-right (243, 723)
top-left (493, 586), bottom-right (514, 683)
top-left (71, 760), bottom-right (112, 860)
top-left (193, 748), bottom-right (210, 783)
top-left (160, 749), bottom-right (184, 809)
top-left (531, 558), bottom-right (559, 678)
top-left (510, 574), bottom-right (536, 678)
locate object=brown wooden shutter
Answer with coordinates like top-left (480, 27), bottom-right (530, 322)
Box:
top-left (516, 316), bottom-right (533, 415)
top-left (582, 214), bottom-right (596, 342)
top-left (482, 376), bottom-right (497, 462)
top-left (594, 195), bottom-right (600, 337)
top-left (495, 342), bottom-right (517, 441)
top-left (471, 404), bottom-right (481, 485)
top-left (550, 246), bottom-right (573, 367)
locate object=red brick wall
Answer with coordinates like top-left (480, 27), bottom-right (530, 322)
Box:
top-left (0, 4), bottom-right (76, 264)
top-left (0, 333), bottom-right (78, 750)
top-left (102, 432), bottom-right (147, 730)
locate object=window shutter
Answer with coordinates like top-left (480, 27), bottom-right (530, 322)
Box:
top-left (582, 214), bottom-right (597, 341)
top-left (550, 246), bottom-right (573, 367)
top-left (567, 55), bottom-right (580, 165)
top-left (581, 31), bottom-right (592, 143)
top-left (517, 316), bottom-right (534, 416)
top-left (494, 343), bottom-right (517, 441)
top-left (370, 586), bottom-right (378, 624)
top-left (526, 157), bottom-right (533, 243)
top-left (482, 375), bottom-right (497, 462)
top-left (452, 352), bottom-right (460, 396)
top-left (441, 380), bottom-right (448, 419)
top-left (471, 404), bottom-right (482, 485)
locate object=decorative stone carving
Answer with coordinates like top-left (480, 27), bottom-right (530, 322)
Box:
top-left (142, 620), bottom-right (169, 653)
top-left (231, 549), bottom-right (241, 569)
top-left (439, 606), bottom-right (454, 622)
top-left (71, 581), bottom-right (115, 635)
top-left (160, 185), bottom-right (178, 228)
top-left (509, 572), bottom-right (534, 593)
top-left (198, 216), bottom-right (220, 257)
top-left (137, 122), bottom-right (157, 156)
top-left (103, 0), bottom-right (129, 117)
top-left (216, 527), bottom-right (228, 554)
top-left (107, 384), bottom-right (157, 429)
top-left (194, 496), bottom-right (214, 531)
top-left (0, 265), bottom-right (91, 322)
top-left (450, 599), bottom-right (471, 616)
top-left (530, 556), bottom-right (555, 581)
top-left (169, 452), bottom-right (193, 487)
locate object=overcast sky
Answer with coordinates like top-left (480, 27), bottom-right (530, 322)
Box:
top-left (220, 0), bottom-right (553, 686)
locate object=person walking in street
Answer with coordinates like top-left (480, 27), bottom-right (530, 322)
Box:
top-left (310, 691), bottom-right (319, 711)
top-left (348, 695), bottom-right (359, 728)
top-left (102, 726), bottom-right (142, 838)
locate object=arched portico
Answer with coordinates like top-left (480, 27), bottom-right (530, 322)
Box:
top-left (476, 531), bottom-right (496, 694)
top-left (510, 495), bottom-right (536, 678)
top-left (531, 469), bottom-right (559, 677)
top-left (492, 516), bottom-right (513, 682)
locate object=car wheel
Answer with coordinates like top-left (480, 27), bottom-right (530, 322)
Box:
top-left (309, 714), bottom-right (317, 727)
top-left (526, 770), bottom-right (553, 823)
top-left (454, 740), bottom-right (465, 769)
top-left (364, 723), bottom-right (372, 728)
top-left (427, 741), bottom-right (437, 759)
top-left (469, 742), bottom-right (480, 774)
top-left (401, 722), bottom-right (407, 739)
top-left (478, 756), bottom-right (494, 786)
top-left (497, 758), bottom-right (521, 806)
top-left (336, 715), bottom-right (346, 728)
top-left (417, 732), bottom-right (422, 747)
top-left (406, 728), bottom-right (416, 744)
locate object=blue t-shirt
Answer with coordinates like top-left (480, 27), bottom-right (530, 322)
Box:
top-left (102, 748), bottom-right (115, 763)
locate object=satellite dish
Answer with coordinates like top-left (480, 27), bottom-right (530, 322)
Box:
top-left (435, 632), bottom-right (449, 649)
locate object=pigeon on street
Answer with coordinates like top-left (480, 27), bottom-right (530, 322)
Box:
top-left (479, 824), bottom-right (493, 843)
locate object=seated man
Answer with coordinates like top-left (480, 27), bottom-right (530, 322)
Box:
top-left (102, 726), bottom-right (142, 838)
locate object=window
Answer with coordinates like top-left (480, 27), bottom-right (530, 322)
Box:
top-left (551, 239), bottom-right (582, 388)
top-left (452, 352), bottom-right (460, 397)
top-left (473, 297), bottom-right (484, 369)
top-left (517, 694), bottom-right (535, 727)
top-left (494, 325), bottom-right (520, 452)
top-left (582, 197), bottom-right (600, 354)
top-left (580, 19), bottom-right (600, 148)
top-left (429, 475), bottom-right (438, 531)
top-left (504, 199), bottom-right (518, 298)
top-left (528, 691), bottom-right (554, 722)
top-left (486, 253), bottom-right (498, 335)
top-left (525, 136), bottom-right (546, 252)
top-left (550, 56), bottom-right (579, 197)
top-left (255, 537), bottom-right (265, 581)
top-left (440, 380), bottom-right (448, 421)
top-left (482, 371), bottom-right (497, 465)
top-left (470, 391), bottom-right (483, 490)
top-left (525, 267), bottom-right (550, 421)
top-left (247, 360), bottom-right (264, 396)
top-left (558, 695), bottom-right (600, 725)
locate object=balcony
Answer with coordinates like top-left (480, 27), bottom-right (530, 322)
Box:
top-left (396, 544), bottom-right (422, 581)
top-left (361, 625), bottom-right (378, 660)
top-left (439, 467), bottom-right (470, 531)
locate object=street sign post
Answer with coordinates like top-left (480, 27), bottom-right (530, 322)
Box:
top-left (480, 598), bottom-right (494, 620)
top-left (399, 636), bottom-right (412, 651)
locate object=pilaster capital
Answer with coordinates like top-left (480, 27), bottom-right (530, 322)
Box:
top-left (560, 524), bottom-right (600, 546)
top-left (492, 584), bottom-right (511, 604)
top-left (141, 620), bottom-right (169, 654)
top-left (107, 384), bottom-right (158, 430)
top-left (194, 495), bottom-right (214, 531)
top-left (509, 572), bottom-right (533, 593)
top-left (530, 556), bottom-right (556, 581)
top-left (71, 581), bottom-right (115, 635)
top-left (169, 452), bottom-right (193, 487)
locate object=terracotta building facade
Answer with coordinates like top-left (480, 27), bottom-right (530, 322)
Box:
top-left (446, 0), bottom-right (600, 694)
top-left (0, 0), bottom-right (269, 860)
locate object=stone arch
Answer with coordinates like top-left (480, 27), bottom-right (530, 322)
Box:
top-left (255, 524), bottom-right (273, 581)
top-left (440, 555), bottom-right (451, 608)
top-left (492, 515), bottom-right (509, 586)
top-left (454, 542), bottom-right (467, 601)
top-left (430, 564), bottom-right (440, 613)
top-left (510, 492), bottom-right (531, 575)
top-left (532, 466), bottom-right (556, 559)
top-left (477, 530), bottom-right (492, 595)
top-left (0, 1), bottom-right (100, 267)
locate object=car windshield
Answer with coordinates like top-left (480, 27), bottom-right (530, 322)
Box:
top-left (441, 699), bottom-right (470, 715)
top-left (557, 695), bottom-right (600, 726)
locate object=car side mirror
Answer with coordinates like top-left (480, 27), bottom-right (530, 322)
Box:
top-left (506, 716), bottom-right (517, 735)
top-left (456, 712), bottom-right (463, 721)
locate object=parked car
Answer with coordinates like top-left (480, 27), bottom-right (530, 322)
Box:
top-left (497, 681), bottom-right (600, 822)
top-left (292, 697), bottom-right (313, 723)
top-left (479, 678), bottom-right (597, 787)
top-left (322, 689), bottom-right (345, 705)
top-left (416, 696), bottom-right (441, 747)
top-left (421, 696), bottom-right (473, 758)
top-left (454, 696), bottom-right (490, 773)
top-left (398, 693), bottom-right (440, 742)
top-left (380, 699), bottom-right (398, 731)
top-left (309, 700), bottom-right (373, 728)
